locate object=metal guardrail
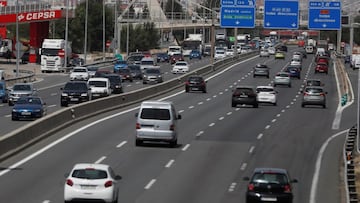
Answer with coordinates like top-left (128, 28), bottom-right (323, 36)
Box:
top-left (344, 125), bottom-right (358, 203)
top-left (0, 51), bottom-right (258, 161)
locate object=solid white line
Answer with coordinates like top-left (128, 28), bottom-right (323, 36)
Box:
top-left (38, 82), bottom-right (66, 91)
top-left (182, 144), bottom-right (190, 151)
top-left (249, 146), bottom-right (255, 154)
top-left (94, 156), bottom-right (106, 164)
top-left (116, 141), bottom-right (127, 148)
top-left (257, 133), bottom-right (263, 140)
top-left (5, 114), bottom-right (11, 117)
top-left (309, 130), bottom-right (347, 203)
top-left (165, 159), bottom-right (175, 168)
top-left (144, 179), bottom-right (156, 190)
top-left (196, 131), bottom-right (204, 137)
top-left (47, 104), bottom-right (57, 108)
top-left (209, 123), bottom-right (215, 127)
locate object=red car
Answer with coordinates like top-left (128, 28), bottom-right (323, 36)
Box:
top-left (315, 62), bottom-right (328, 74)
top-left (316, 56), bottom-right (329, 65)
top-left (170, 53), bottom-right (184, 64)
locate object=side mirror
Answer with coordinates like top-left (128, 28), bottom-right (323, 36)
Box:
top-left (177, 114), bottom-right (182, 119)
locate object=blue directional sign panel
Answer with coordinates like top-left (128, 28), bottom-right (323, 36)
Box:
top-left (308, 1), bottom-right (341, 30)
top-left (264, 0), bottom-right (299, 29)
top-left (220, 0), bottom-right (256, 28)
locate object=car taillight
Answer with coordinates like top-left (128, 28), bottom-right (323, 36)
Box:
top-left (303, 92), bottom-right (309, 96)
top-left (185, 81), bottom-right (190, 85)
top-left (104, 181), bottom-right (113, 188)
top-left (320, 93), bottom-right (325, 96)
top-left (66, 179), bottom-right (73, 186)
top-left (248, 184), bottom-right (255, 191)
top-left (136, 123), bottom-right (141, 129)
top-left (284, 184), bottom-right (291, 193)
top-left (170, 124), bottom-right (175, 131)
top-left (201, 81), bottom-right (206, 86)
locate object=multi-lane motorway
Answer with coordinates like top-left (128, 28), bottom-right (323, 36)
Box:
top-left (0, 47), bottom-right (356, 203)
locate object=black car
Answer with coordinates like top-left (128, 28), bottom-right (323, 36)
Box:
top-left (244, 168), bottom-right (297, 203)
top-left (60, 81), bottom-right (91, 107)
top-left (128, 64), bottom-right (143, 79)
top-left (253, 64), bottom-right (270, 78)
top-left (277, 45), bottom-right (288, 52)
top-left (185, 75), bottom-right (207, 93)
top-left (104, 74), bottom-right (123, 94)
top-left (156, 52), bottom-right (170, 63)
top-left (117, 68), bottom-right (133, 82)
top-left (231, 86), bottom-right (258, 108)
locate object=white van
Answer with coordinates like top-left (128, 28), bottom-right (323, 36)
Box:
top-left (140, 57), bottom-right (156, 71)
top-left (135, 100), bottom-right (181, 147)
top-left (87, 77), bottom-right (111, 98)
top-left (305, 46), bottom-right (314, 54)
top-left (168, 45), bottom-right (182, 56)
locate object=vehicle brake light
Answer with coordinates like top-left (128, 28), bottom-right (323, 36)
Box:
top-left (104, 180), bottom-right (113, 188)
top-left (170, 124), bottom-right (175, 131)
top-left (201, 81), bottom-right (206, 86)
top-left (66, 179), bottom-right (73, 186)
top-left (303, 92), bottom-right (309, 96)
top-left (284, 184), bottom-right (291, 193)
top-left (185, 81), bottom-right (190, 85)
top-left (136, 123), bottom-right (141, 129)
top-left (320, 93), bottom-right (325, 96)
top-left (248, 183), bottom-right (255, 191)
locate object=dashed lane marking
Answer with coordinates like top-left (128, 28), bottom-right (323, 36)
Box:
top-left (165, 159), bottom-right (175, 168)
top-left (145, 179), bottom-right (156, 190)
top-left (116, 141), bottom-right (127, 148)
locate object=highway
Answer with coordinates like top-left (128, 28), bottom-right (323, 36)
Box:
top-left (0, 47), bottom-right (352, 203)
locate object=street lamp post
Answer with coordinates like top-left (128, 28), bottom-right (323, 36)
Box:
top-left (15, 0), bottom-right (19, 77)
top-left (103, 0), bottom-right (106, 61)
top-left (84, 0), bottom-right (88, 63)
top-left (65, 0), bottom-right (69, 68)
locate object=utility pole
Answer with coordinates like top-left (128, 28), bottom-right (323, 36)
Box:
top-left (210, 10), bottom-right (215, 71)
top-left (84, 0), bottom-right (88, 63)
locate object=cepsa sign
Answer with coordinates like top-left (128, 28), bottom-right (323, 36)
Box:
top-left (0, 1), bottom-right (7, 7)
top-left (0, 10), bottom-right (62, 24)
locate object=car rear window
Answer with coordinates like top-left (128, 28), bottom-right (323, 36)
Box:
top-left (305, 88), bottom-right (323, 93)
top-left (64, 82), bottom-right (87, 90)
top-left (89, 81), bottom-right (107, 87)
top-left (234, 88), bottom-right (253, 95)
top-left (72, 169), bottom-right (108, 179)
top-left (251, 173), bottom-right (288, 184)
top-left (140, 108), bottom-right (171, 120)
top-left (13, 85), bottom-right (31, 91)
top-left (257, 88), bottom-right (273, 92)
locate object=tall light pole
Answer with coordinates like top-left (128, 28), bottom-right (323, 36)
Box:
top-left (84, 0), bottom-right (88, 63)
top-left (15, 0), bottom-right (19, 77)
top-left (103, 0), bottom-right (106, 61)
top-left (65, 0), bottom-right (69, 68)
top-left (171, 0), bottom-right (174, 41)
top-left (114, 0), bottom-right (118, 55)
top-left (126, 1), bottom-right (130, 56)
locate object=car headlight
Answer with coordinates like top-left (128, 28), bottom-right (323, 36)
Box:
top-left (61, 93), bottom-right (68, 97)
top-left (81, 93), bottom-right (88, 97)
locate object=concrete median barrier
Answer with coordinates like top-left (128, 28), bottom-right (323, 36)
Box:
top-left (0, 51), bottom-right (258, 161)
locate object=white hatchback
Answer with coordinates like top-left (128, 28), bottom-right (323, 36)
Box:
top-left (256, 86), bottom-right (278, 105)
top-left (214, 49), bottom-right (226, 60)
top-left (172, 61), bottom-right (189, 74)
top-left (64, 163), bottom-right (121, 203)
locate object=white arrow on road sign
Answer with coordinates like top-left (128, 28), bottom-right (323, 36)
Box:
top-left (292, 23), bottom-right (297, 27)
top-left (266, 22), bottom-right (270, 26)
top-left (236, 21), bottom-right (240, 25)
top-left (322, 24), bottom-right (327, 27)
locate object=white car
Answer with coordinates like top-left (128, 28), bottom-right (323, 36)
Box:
top-left (214, 49), bottom-right (226, 60)
top-left (172, 61), bottom-right (189, 74)
top-left (260, 49), bottom-right (270, 57)
top-left (225, 48), bottom-right (235, 56)
top-left (290, 58), bottom-right (301, 66)
top-left (87, 77), bottom-right (112, 98)
top-left (64, 163), bottom-right (121, 203)
top-left (70, 67), bottom-right (89, 81)
top-left (268, 47), bottom-right (276, 55)
top-left (256, 86), bottom-right (277, 105)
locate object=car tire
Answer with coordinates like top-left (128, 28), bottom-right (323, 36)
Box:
top-left (323, 104), bottom-right (326, 108)
top-left (288, 84), bottom-right (291, 87)
top-left (273, 102), bottom-right (277, 106)
top-left (12, 116), bottom-right (18, 121)
top-left (185, 88), bottom-right (189, 92)
top-left (301, 103), bottom-right (305, 107)
top-left (203, 89), bottom-right (207, 93)
top-left (267, 75), bottom-right (269, 78)
top-left (143, 81), bottom-right (146, 84)
top-left (232, 102), bottom-right (236, 107)
top-left (135, 139), bottom-right (142, 146)
top-left (169, 139), bottom-right (177, 148)
top-left (253, 103), bottom-right (258, 108)
top-left (61, 102), bottom-right (68, 107)
top-left (8, 101), bottom-right (13, 106)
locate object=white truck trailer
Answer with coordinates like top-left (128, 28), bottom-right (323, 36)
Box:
top-left (40, 39), bottom-right (72, 73)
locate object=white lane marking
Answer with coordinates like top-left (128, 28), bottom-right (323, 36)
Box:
top-left (235, 108), bottom-right (240, 111)
top-left (116, 141), bottom-right (127, 148)
top-left (276, 114), bottom-right (281, 117)
top-left (198, 102), bottom-right (203, 105)
top-left (209, 123), bottom-right (215, 127)
top-left (228, 182), bottom-right (237, 192)
top-left (179, 110), bottom-right (184, 113)
top-left (295, 95), bottom-right (299, 98)
top-left (213, 95), bottom-right (217, 98)
top-left (240, 163), bottom-right (247, 171)
top-left (249, 146), bottom-right (255, 154)
top-left (95, 156), bottom-right (106, 164)
top-left (227, 112), bottom-right (232, 116)
top-left (257, 133), bottom-right (263, 140)
top-left (229, 85), bottom-right (233, 88)
top-left (271, 119), bottom-right (276, 123)
top-left (0, 55), bottom-right (261, 177)
top-left (286, 105), bottom-right (290, 108)
top-left (189, 106), bottom-right (194, 109)
top-left (196, 131), bottom-right (204, 137)
top-left (265, 125), bottom-right (270, 129)
top-left (219, 117), bottom-right (224, 120)
top-left (241, 77), bottom-right (245, 79)
top-left (281, 109), bottom-right (285, 113)
top-left (50, 93), bottom-right (57, 96)
top-left (145, 179), bottom-right (156, 189)
top-left (182, 144), bottom-right (190, 151)
top-left (293, 98), bottom-right (296, 101)
top-left (42, 200), bottom-right (50, 203)
top-left (48, 104), bottom-right (56, 108)
top-left (219, 92), bottom-right (223, 95)
top-left (238, 79), bottom-right (241, 82)
top-left (38, 82), bottom-right (67, 91)
top-left (206, 98), bottom-right (211, 101)
top-left (5, 114), bottom-right (11, 117)
top-left (309, 130), bottom-right (348, 203)
top-left (233, 82), bottom-right (237, 85)
top-left (165, 159), bottom-right (175, 168)
top-left (225, 88), bottom-right (229, 91)
top-left (290, 102), bottom-right (294, 105)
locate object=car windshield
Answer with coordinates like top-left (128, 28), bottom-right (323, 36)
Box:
top-left (173, 54), bottom-right (182, 57)
top-left (234, 88), bottom-right (253, 95)
top-left (277, 73), bottom-right (289, 77)
top-left (13, 85), bottom-right (31, 91)
top-left (87, 66), bottom-right (99, 71)
top-left (116, 60), bottom-right (127, 64)
top-left (251, 173), bottom-right (288, 184)
top-left (140, 108), bottom-right (171, 120)
top-left (73, 68), bottom-right (87, 73)
top-left (146, 69), bottom-right (160, 74)
top-left (16, 97), bottom-right (41, 105)
top-left (307, 80), bottom-right (321, 86)
top-left (129, 65), bottom-right (141, 71)
top-left (88, 81), bottom-right (106, 87)
top-left (72, 169), bottom-right (108, 179)
top-left (106, 76), bottom-right (121, 83)
top-left (64, 83), bottom-right (87, 90)
top-left (176, 62), bottom-right (187, 66)
top-left (189, 77), bottom-right (203, 82)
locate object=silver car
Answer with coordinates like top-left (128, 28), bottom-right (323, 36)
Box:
top-left (259, 49), bottom-right (270, 57)
top-left (273, 72), bottom-right (291, 87)
top-left (8, 83), bottom-right (37, 106)
top-left (301, 86), bottom-right (327, 108)
top-left (142, 68), bottom-right (163, 84)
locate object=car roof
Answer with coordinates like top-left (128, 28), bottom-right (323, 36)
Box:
top-left (235, 85), bottom-right (255, 89)
top-left (253, 167), bottom-right (288, 174)
top-left (141, 100), bottom-right (173, 108)
top-left (66, 80), bottom-right (87, 84)
top-left (88, 77), bottom-right (109, 81)
top-left (72, 163), bottom-right (110, 171)
top-left (256, 85), bottom-right (274, 89)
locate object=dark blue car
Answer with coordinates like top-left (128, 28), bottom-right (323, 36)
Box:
top-left (12, 96), bottom-right (47, 120)
top-left (286, 66), bottom-right (301, 79)
top-left (189, 50), bottom-right (202, 60)
top-left (156, 52), bottom-right (169, 63)
top-left (0, 81), bottom-right (8, 103)
top-left (113, 60), bottom-right (128, 72)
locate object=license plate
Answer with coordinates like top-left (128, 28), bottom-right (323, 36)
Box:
top-left (81, 185), bottom-right (96, 189)
top-left (21, 112), bottom-right (31, 115)
top-left (70, 98), bottom-right (79, 101)
top-left (240, 95), bottom-right (248, 98)
top-left (260, 197), bottom-right (277, 201)
top-left (192, 88), bottom-right (199, 90)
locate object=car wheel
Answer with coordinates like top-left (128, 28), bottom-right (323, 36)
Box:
top-left (185, 88), bottom-right (189, 92)
top-left (8, 101), bottom-right (13, 106)
top-left (253, 103), bottom-right (258, 108)
top-left (143, 81), bottom-right (146, 84)
top-left (301, 103), bottom-right (305, 107)
top-left (267, 75), bottom-right (269, 78)
top-left (298, 76), bottom-right (301, 79)
top-left (203, 89), bottom-right (207, 93)
top-left (169, 139), bottom-right (177, 148)
top-left (61, 102), bottom-right (68, 107)
top-left (288, 84), bottom-right (291, 87)
top-left (135, 139), bottom-right (142, 146)
top-left (323, 104), bottom-right (326, 108)
top-left (232, 102), bottom-right (236, 107)
top-left (273, 102), bottom-right (277, 106)
top-left (12, 116), bottom-right (18, 121)
top-left (273, 84), bottom-right (277, 87)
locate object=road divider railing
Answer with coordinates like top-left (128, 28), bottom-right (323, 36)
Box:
top-left (0, 50), bottom-right (259, 161)
top-left (343, 125), bottom-right (358, 203)
top-left (335, 56), bottom-right (352, 106)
